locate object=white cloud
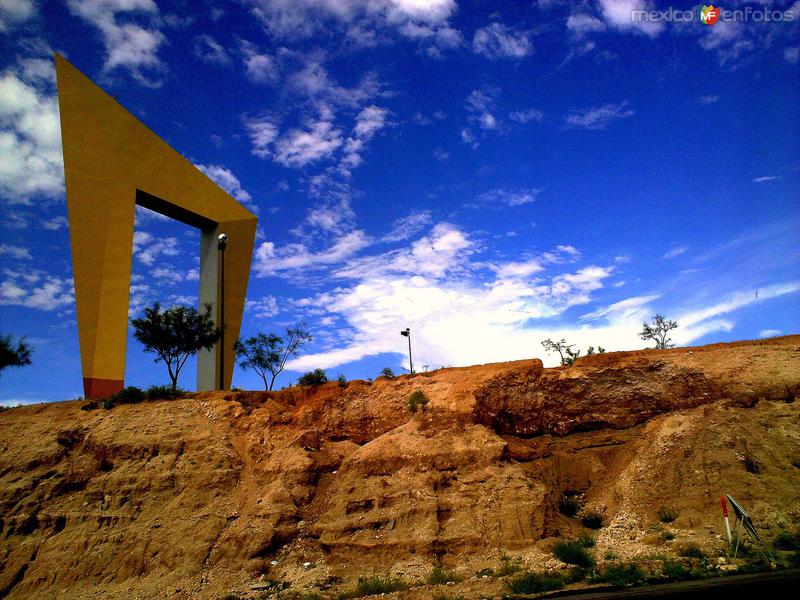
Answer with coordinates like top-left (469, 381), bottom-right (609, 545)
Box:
top-left (151, 267), bottom-right (183, 285)
top-left (0, 244), bottom-right (32, 260)
top-left (509, 107), bottom-right (545, 124)
top-left (240, 40), bottom-right (277, 83)
top-left (566, 12), bottom-right (606, 36)
top-left (464, 86), bottom-right (501, 136)
top-left (752, 176), bottom-right (777, 183)
top-left (0, 70), bottom-right (64, 203)
top-left (245, 116), bottom-right (280, 158)
top-left (341, 105), bottom-right (390, 171)
top-left (195, 163), bottom-right (258, 213)
top-left (66, 0), bottom-right (166, 86)
top-left (565, 101), bottom-right (634, 129)
top-left (185, 268), bottom-right (199, 281)
top-left (254, 230), bottom-right (371, 276)
top-left (472, 22), bottom-right (533, 59)
top-left (246, 295), bottom-right (281, 318)
top-left (194, 34), bottom-right (231, 66)
top-left (274, 117), bottom-right (343, 167)
top-left (759, 329), bottom-right (782, 338)
top-left (248, 0), bottom-right (456, 39)
top-left (698, 95), bottom-right (719, 105)
top-left (474, 188), bottom-right (541, 207)
top-left (663, 245), bottom-right (688, 259)
top-left (0, 269), bottom-right (74, 311)
top-left (433, 147), bottom-right (449, 162)
top-left (0, 0), bottom-right (36, 32)
top-left (383, 211), bottom-right (433, 243)
top-left (132, 231), bottom-right (180, 266)
top-left (597, 0), bottom-right (664, 37)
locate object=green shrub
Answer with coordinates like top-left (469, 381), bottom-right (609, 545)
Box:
top-left (102, 398), bottom-right (114, 410)
top-left (559, 494), bottom-right (581, 517)
top-left (507, 571), bottom-right (564, 594)
top-left (662, 561), bottom-right (692, 581)
top-left (145, 384), bottom-right (186, 400)
top-left (298, 369), bottom-right (328, 386)
top-left (408, 389), bottom-right (430, 413)
top-left (380, 367), bottom-right (396, 378)
top-left (604, 551), bottom-right (619, 561)
top-left (593, 562), bottom-right (645, 587)
top-left (577, 533), bottom-right (595, 548)
top-left (677, 543), bottom-right (705, 559)
top-left (552, 540), bottom-right (596, 568)
top-left (658, 506), bottom-right (679, 523)
top-left (337, 373), bottom-right (347, 388)
top-left (427, 567), bottom-right (462, 585)
top-left (114, 386), bottom-right (145, 404)
top-left (495, 554), bottom-right (522, 576)
top-left (788, 550), bottom-right (800, 569)
top-left (338, 576), bottom-right (408, 598)
top-left (661, 530), bottom-right (676, 541)
top-left (774, 530), bottom-right (800, 551)
top-left (581, 510), bottom-right (603, 529)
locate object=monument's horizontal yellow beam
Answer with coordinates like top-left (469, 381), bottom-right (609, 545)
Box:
top-left (55, 54), bottom-right (258, 398)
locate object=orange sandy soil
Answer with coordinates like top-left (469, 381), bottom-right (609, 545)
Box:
top-left (1, 336), bottom-right (798, 599)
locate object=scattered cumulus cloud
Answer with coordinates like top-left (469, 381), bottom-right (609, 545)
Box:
top-left (759, 329), bottom-right (782, 338)
top-left (474, 188), bottom-right (541, 208)
top-left (195, 163), bottom-right (258, 213)
top-left (66, 0), bottom-right (167, 86)
top-left (752, 176), bottom-right (777, 183)
top-left (132, 231), bottom-right (180, 266)
top-left (565, 100), bottom-right (634, 129)
top-left (698, 95), bottom-right (719, 105)
top-left (509, 107), bottom-right (545, 124)
top-left (382, 211), bottom-right (433, 243)
top-left (0, 268), bottom-right (74, 311)
top-left (240, 40), bottom-right (277, 83)
top-left (663, 245), bottom-right (688, 260)
top-left (597, 0), bottom-right (664, 37)
top-left (246, 295), bottom-right (280, 318)
top-left (0, 0), bottom-right (36, 32)
top-left (0, 69), bottom-right (64, 203)
top-left (194, 34), bottom-right (231, 66)
top-left (0, 244), bottom-right (32, 260)
top-left (472, 22), bottom-right (534, 59)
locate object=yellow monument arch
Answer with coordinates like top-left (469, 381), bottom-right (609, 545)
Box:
top-left (55, 55), bottom-right (258, 399)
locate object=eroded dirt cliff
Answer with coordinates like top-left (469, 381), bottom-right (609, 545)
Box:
top-left (1, 336), bottom-right (799, 599)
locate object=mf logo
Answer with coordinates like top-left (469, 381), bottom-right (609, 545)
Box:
top-left (700, 5), bottom-right (721, 25)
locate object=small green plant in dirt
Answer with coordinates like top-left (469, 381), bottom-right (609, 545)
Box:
top-left (559, 494), bottom-right (581, 517)
top-left (592, 562), bottom-right (645, 587)
top-left (677, 543), bottom-right (705, 559)
top-left (408, 389), bottom-right (430, 413)
top-left (657, 506), bottom-right (679, 523)
top-left (427, 567), bottom-right (462, 585)
top-left (577, 533), bottom-right (595, 548)
top-left (338, 576), bottom-right (409, 599)
top-left (581, 510), bottom-right (604, 529)
top-left (604, 551), bottom-right (619, 561)
top-left (773, 530), bottom-right (800, 551)
top-left (661, 530), bottom-right (676, 541)
top-left (552, 540), bottom-right (596, 568)
top-left (145, 384), bottom-right (186, 400)
top-left (298, 368), bottom-right (328, 386)
top-left (507, 571), bottom-right (565, 594)
top-left (661, 560), bottom-right (692, 581)
top-left (494, 554), bottom-right (523, 577)
top-left (113, 386), bottom-right (145, 404)
top-left (337, 373), bottom-right (348, 388)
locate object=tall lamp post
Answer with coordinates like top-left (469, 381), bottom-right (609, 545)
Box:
top-left (217, 233), bottom-right (228, 390)
top-left (400, 327), bottom-right (413, 375)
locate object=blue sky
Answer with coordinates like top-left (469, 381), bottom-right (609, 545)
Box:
top-left (1, 0), bottom-right (798, 404)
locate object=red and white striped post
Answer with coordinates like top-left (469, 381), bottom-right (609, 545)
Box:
top-left (720, 496), bottom-right (732, 544)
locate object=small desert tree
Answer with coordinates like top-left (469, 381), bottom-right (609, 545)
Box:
top-left (298, 368), bottom-right (327, 386)
top-left (0, 334), bottom-right (32, 375)
top-left (640, 314), bottom-right (678, 349)
top-left (234, 323), bottom-right (311, 390)
top-left (131, 303), bottom-right (221, 391)
top-left (380, 367), bottom-right (396, 378)
top-left (541, 338), bottom-right (581, 366)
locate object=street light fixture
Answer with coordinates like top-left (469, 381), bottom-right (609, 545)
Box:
top-left (400, 327), bottom-right (413, 375)
top-left (217, 233), bottom-right (228, 390)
